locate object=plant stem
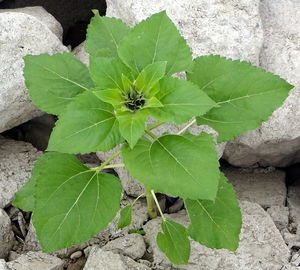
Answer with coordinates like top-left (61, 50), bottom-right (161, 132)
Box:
top-left (177, 119), bottom-right (196, 135)
top-left (147, 121), bottom-right (164, 131)
top-left (90, 150), bottom-right (122, 173)
top-left (145, 187), bottom-right (157, 219)
top-left (151, 190), bottom-right (166, 221)
top-left (103, 163), bottom-right (125, 169)
top-left (145, 130), bottom-right (158, 140)
top-left (132, 192), bottom-right (146, 206)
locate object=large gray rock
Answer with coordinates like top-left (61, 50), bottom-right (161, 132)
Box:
top-left (0, 7), bottom-right (63, 39)
top-left (6, 252), bottom-right (64, 270)
top-left (83, 248), bottom-right (151, 270)
top-left (106, 0), bottom-right (263, 65)
top-left (0, 260), bottom-right (8, 270)
top-left (224, 0), bottom-right (300, 167)
top-left (0, 209), bottom-right (14, 259)
top-left (143, 201), bottom-right (290, 270)
top-left (223, 167), bottom-right (286, 208)
top-left (0, 11), bottom-right (67, 133)
top-left (102, 234), bottom-right (146, 260)
top-left (0, 137), bottom-right (41, 208)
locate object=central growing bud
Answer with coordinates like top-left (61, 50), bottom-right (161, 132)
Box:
top-left (124, 86), bottom-right (146, 112)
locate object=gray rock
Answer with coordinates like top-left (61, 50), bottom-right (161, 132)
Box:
top-left (223, 167), bottom-right (287, 208)
top-left (0, 137), bottom-right (42, 208)
top-left (143, 201), bottom-right (290, 269)
top-left (288, 185), bottom-right (300, 235)
top-left (6, 252), bottom-right (64, 270)
top-left (266, 206), bottom-right (289, 232)
top-left (102, 234), bottom-right (146, 260)
top-left (0, 12), bottom-right (67, 133)
top-left (224, 0), bottom-right (300, 168)
top-left (106, 0), bottom-right (263, 64)
top-left (83, 248), bottom-right (151, 270)
top-left (0, 260), bottom-right (8, 270)
top-left (0, 7), bottom-right (63, 39)
top-left (73, 43), bottom-right (88, 65)
top-left (0, 209), bottom-right (14, 259)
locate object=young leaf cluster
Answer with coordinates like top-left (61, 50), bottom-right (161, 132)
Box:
top-left (14, 10), bottom-right (293, 265)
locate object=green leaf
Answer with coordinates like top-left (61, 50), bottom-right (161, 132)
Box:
top-left (48, 91), bottom-right (123, 154)
top-left (89, 57), bottom-right (133, 90)
top-left (32, 152), bottom-right (122, 252)
top-left (150, 77), bottom-right (217, 124)
top-left (185, 173), bottom-right (242, 251)
top-left (24, 53), bottom-right (94, 115)
top-left (157, 219), bottom-right (190, 265)
top-left (144, 97), bottom-right (163, 108)
top-left (85, 10), bottom-right (130, 58)
top-left (135, 62), bottom-right (167, 95)
top-left (93, 89), bottom-right (123, 109)
top-left (118, 205), bottom-right (132, 229)
top-left (122, 133), bottom-right (220, 200)
top-left (118, 11), bottom-right (193, 76)
top-left (117, 110), bottom-right (149, 149)
top-left (187, 55), bottom-right (293, 142)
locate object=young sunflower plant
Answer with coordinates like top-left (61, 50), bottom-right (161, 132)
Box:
top-left (14, 10), bottom-right (293, 265)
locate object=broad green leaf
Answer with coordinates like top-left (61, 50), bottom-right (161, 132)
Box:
top-left (187, 55), bottom-right (293, 142)
top-left (122, 133), bottom-right (220, 200)
top-left (185, 173), bottom-right (242, 251)
top-left (144, 97), bottom-right (163, 108)
top-left (117, 110), bottom-right (149, 149)
top-left (150, 77), bottom-right (216, 124)
top-left (135, 62), bottom-right (167, 95)
top-left (48, 91), bottom-right (123, 154)
top-left (13, 177), bottom-right (36, 212)
top-left (93, 89), bottom-right (123, 109)
top-left (157, 219), bottom-right (190, 265)
top-left (118, 11), bottom-right (193, 76)
top-left (24, 53), bottom-right (94, 115)
top-left (89, 57), bottom-right (133, 90)
top-left (32, 152), bottom-right (122, 252)
top-left (85, 10), bottom-right (130, 58)
top-left (118, 205), bottom-right (132, 229)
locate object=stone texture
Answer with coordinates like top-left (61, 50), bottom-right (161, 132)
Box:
top-left (0, 209), bottom-right (14, 259)
top-left (288, 185), bottom-right (300, 235)
top-left (0, 6), bottom-right (63, 39)
top-left (0, 12), bottom-right (67, 133)
top-left (83, 248), bottom-right (151, 270)
top-left (224, 0), bottom-right (300, 168)
top-left (223, 167), bottom-right (286, 208)
top-left (143, 201), bottom-right (290, 270)
top-left (266, 206), bottom-right (289, 232)
top-left (0, 137), bottom-right (41, 208)
top-left (102, 234), bottom-right (146, 260)
top-left (106, 0), bottom-right (263, 65)
top-left (6, 252), bottom-right (64, 270)
top-left (0, 260), bottom-right (8, 270)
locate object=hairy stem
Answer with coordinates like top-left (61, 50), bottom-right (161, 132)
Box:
top-left (145, 187), bottom-right (157, 219)
top-left (103, 163), bottom-right (125, 169)
top-left (91, 150), bottom-right (122, 173)
top-left (177, 119), bottom-right (196, 135)
top-left (145, 130), bottom-right (158, 140)
top-left (151, 190), bottom-right (166, 221)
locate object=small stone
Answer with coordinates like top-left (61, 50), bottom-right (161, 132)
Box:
top-left (6, 252), bottom-right (64, 270)
top-left (291, 253), bottom-right (300, 267)
top-left (102, 234), bottom-right (146, 260)
top-left (223, 167), bottom-right (286, 208)
top-left (83, 246), bottom-right (93, 258)
top-left (83, 248), bottom-right (151, 270)
top-left (288, 185), bottom-right (300, 235)
top-left (0, 209), bottom-right (14, 259)
top-left (267, 206), bottom-right (289, 231)
top-left (8, 251), bottom-right (20, 262)
top-left (0, 137), bottom-right (42, 208)
top-left (70, 251), bottom-right (83, 260)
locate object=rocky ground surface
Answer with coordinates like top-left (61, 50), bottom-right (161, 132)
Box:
top-left (0, 0), bottom-right (300, 269)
